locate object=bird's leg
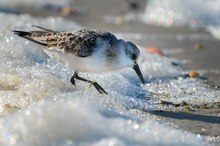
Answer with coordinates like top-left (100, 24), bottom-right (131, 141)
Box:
top-left (71, 72), bottom-right (108, 94)
top-left (70, 71), bottom-right (78, 85)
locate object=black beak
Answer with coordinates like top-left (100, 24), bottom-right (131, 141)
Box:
top-left (133, 63), bottom-right (145, 84)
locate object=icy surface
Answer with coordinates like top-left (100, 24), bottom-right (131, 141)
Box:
top-left (0, 13), bottom-right (219, 146)
top-left (0, 98), bottom-right (209, 146)
top-left (143, 0), bottom-right (220, 39)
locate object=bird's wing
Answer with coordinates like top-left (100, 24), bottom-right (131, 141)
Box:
top-left (13, 28), bottom-right (118, 57)
top-left (59, 29), bottom-right (99, 57)
top-left (61, 29), bottom-right (118, 57)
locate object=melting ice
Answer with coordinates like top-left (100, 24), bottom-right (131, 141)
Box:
top-left (0, 13), bottom-right (219, 146)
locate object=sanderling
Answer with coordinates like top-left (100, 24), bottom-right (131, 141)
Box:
top-left (13, 26), bottom-right (145, 94)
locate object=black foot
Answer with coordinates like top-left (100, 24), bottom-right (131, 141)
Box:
top-left (70, 72), bottom-right (108, 94)
top-left (91, 82), bottom-right (108, 94)
top-left (70, 76), bottom-right (76, 85)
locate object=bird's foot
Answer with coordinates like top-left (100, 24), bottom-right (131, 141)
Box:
top-left (89, 81), bottom-right (108, 94)
top-left (70, 72), bottom-right (79, 85)
top-left (71, 72), bottom-right (108, 94)
top-left (70, 76), bottom-right (76, 85)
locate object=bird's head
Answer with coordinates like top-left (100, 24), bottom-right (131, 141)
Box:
top-left (125, 41), bottom-right (145, 84)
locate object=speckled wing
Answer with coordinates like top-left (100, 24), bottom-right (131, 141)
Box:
top-left (59, 29), bottom-right (99, 57)
top-left (13, 28), bottom-right (118, 57)
top-left (59, 29), bottom-right (118, 57)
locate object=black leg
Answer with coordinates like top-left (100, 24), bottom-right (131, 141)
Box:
top-left (70, 72), bottom-right (78, 85)
top-left (70, 72), bottom-right (108, 94)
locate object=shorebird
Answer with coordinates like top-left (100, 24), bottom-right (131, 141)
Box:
top-left (13, 26), bottom-right (145, 94)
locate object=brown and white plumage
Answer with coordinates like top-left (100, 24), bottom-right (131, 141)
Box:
top-left (13, 26), bottom-right (144, 94)
top-left (13, 27), bottom-right (118, 57)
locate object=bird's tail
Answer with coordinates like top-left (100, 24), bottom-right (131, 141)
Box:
top-left (12, 29), bottom-right (48, 46)
top-left (13, 30), bottom-right (31, 37)
top-left (12, 26), bottom-right (62, 48)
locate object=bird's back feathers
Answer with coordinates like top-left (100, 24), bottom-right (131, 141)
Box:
top-left (13, 26), bottom-right (118, 57)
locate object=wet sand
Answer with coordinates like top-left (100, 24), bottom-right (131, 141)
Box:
top-left (2, 0), bottom-right (220, 144)
top-left (150, 109), bottom-right (220, 143)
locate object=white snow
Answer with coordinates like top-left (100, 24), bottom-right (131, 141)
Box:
top-left (0, 13), bottom-right (218, 146)
top-left (0, 98), bottom-right (209, 146)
